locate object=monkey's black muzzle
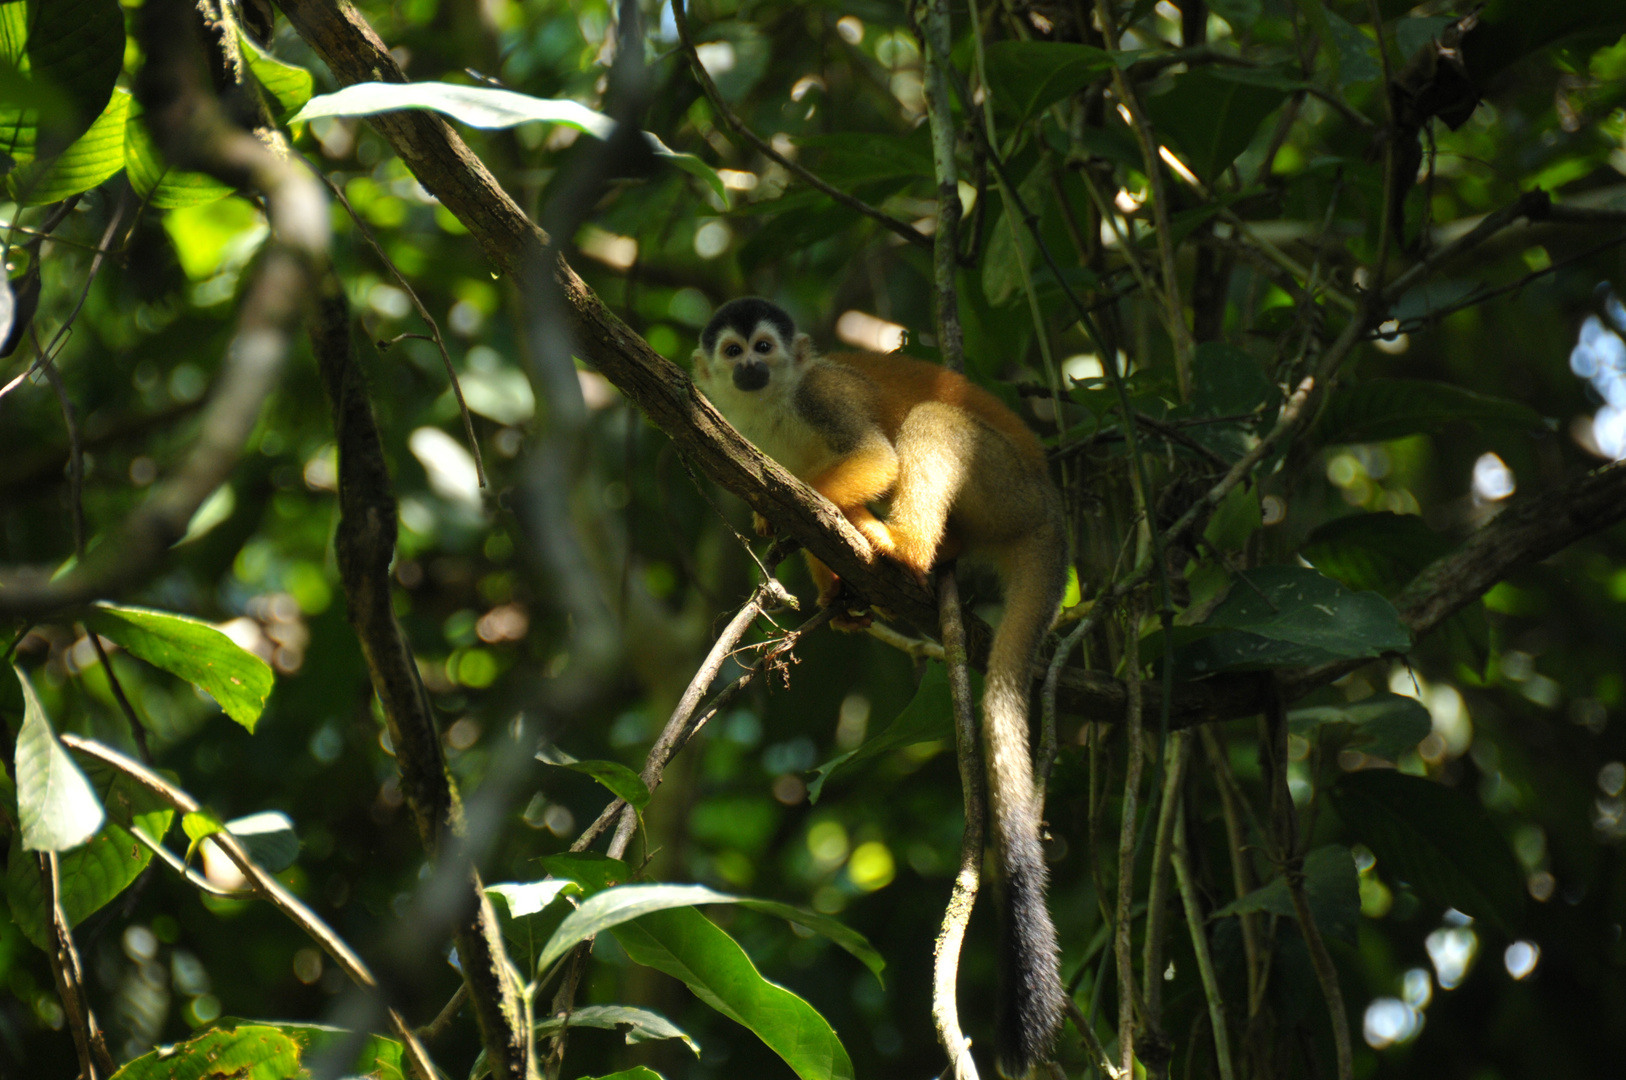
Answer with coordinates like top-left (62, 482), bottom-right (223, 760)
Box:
top-left (732, 360), bottom-right (770, 391)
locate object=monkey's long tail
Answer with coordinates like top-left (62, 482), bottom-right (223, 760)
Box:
top-left (985, 525), bottom-right (1069, 1079)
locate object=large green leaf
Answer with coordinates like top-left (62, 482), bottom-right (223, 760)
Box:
top-left (108, 1019), bottom-right (403, 1080)
top-left (12, 666), bottom-right (102, 852)
top-left (0, 0), bottom-right (122, 165)
top-left (1212, 844), bottom-right (1361, 945)
top-left (124, 107), bottom-right (234, 209)
top-left (1315, 379), bottom-right (1546, 445)
top-left (613, 907), bottom-right (855, 1080)
top-left (7, 83), bottom-right (127, 204)
top-left (983, 41), bottom-right (1115, 128)
top-left (83, 603), bottom-right (274, 731)
top-left (1173, 565), bottom-right (1411, 677)
top-left (289, 81), bottom-right (725, 202)
top-left (1146, 67), bottom-right (1289, 183)
top-left (1331, 769), bottom-right (1525, 932)
top-left (536, 882), bottom-right (883, 982)
top-left (1289, 693), bottom-right (1433, 761)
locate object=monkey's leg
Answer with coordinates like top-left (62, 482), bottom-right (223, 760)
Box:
top-left (882, 403), bottom-right (970, 578)
top-left (810, 438), bottom-right (900, 560)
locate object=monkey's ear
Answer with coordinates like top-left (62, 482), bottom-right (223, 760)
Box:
top-left (791, 333), bottom-right (813, 364)
top-left (691, 348), bottom-right (710, 379)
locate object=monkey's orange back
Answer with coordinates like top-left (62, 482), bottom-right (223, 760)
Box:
top-left (826, 352), bottom-right (1048, 470)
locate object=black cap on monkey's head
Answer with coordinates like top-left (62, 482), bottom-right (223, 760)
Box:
top-left (700, 297), bottom-right (796, 357)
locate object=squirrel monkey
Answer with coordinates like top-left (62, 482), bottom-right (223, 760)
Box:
top-left (692, 297), bottom-right (1068, 1076)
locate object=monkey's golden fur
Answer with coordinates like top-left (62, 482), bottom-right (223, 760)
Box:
top-left (693, 298), bottom-right (1067, 1077)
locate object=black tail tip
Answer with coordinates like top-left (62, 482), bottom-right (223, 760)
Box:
top-left (994, 865), bottom-right (1064, 1078)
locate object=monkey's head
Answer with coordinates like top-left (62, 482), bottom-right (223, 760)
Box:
top-left (692, 297), bottom-right (811, 394)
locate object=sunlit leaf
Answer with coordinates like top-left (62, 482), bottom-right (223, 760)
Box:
top-left (125, 108), bottom-right (234, 209)
top-left (613, 906), bottom-right (855, 1080)
top-left (13, 666), bottom-right (102, 851)
top-left (108, 1019), bottom-right (403, 1080)
top-left (809, 661), bottom-right (960, 802)
top-left (84, 603), bottom-right (274, 731)
top-left (239, 30), bottom-right (313, 120)
top-left (0, 0), bottom-right (122, 164)
top-left (7, 84), bottom-right (128, 204)
top-left (288, 81), bottom-right (726, 201)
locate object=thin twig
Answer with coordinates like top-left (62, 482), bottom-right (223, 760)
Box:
top-left (918, 0), bottom-right (965, 371)
top-left (671, 0), bottom-right (930, 250)
top-left (42, 852), bottom-right (114, 1078)
top-left (1171, 789), bottom-right (1235, 1080)
top-left (1115, 602), bottom-right (1147, 1079)
top-left (1142, 732), bottom-right (1190, 1024)
top-left (932, 568), bottom-right (982, 1080)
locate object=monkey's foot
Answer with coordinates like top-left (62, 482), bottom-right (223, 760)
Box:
top-left (817, 579), bottom-right (874, 631)
top-left (752, 511), bottom-right (776, 538)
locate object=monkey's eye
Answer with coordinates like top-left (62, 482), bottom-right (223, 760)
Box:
top-left (754, 340), bottom-right (772, 354)
top-left (724, 344), bottom-right (743, 358)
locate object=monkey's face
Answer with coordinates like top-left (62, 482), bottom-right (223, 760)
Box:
top-left (697, 319), bottom-right (805, 394)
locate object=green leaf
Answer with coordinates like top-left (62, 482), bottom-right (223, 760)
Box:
top-left (239, 31), bottom-right (313, 120)
top-left (289, 81), bottom-right (725, 202)
top-left (536, 745), bottom-right (651, 810)
top-left (1146, 68), bottom-right (1289, 183)
top-left (535, 1005), bottom-right (699, 1056)
top-left (1208, 0), bottom-right (1261, 30)
top-left (108, 1019), bottom-right (403, 1080)
top-left (982, 162), bottom-right (1048, 306)
top-left (182, 808), bottom-right (226, 864)
top-left (84, 603), bottom-right (274, 731)
top-left (612, 906), bottom-right (855, 1080)
top-left (808, 661), bottom-right (956, 802)
top-left (13, 666), bottom-right (103, 851)
top-left (1289, 694), bottom-right (1433, 761)
top-left (7, 818), bottom-right (154, 950)
top-left (124, 108), bottom-right (234, 209)
top-left (1191, 341), bottom-right (1277, 417)
top-left (0, 0), bottom-right (122, 165)
top-left (1331, 769), bottom-right (1525, 932)
top-left (7, 84), bottom-right (127, 205)
top-left (583, 1070), bottom-right (665, 1080)
top-left (1315, 379), bottom-right (1546, 445)
top-left (1174, 566), bottom-right (1411, 676)
top-left (1301, 511), bottom-right (1489, 673)
top-left (536, 882), bottom-right (883, 982)
top-left (983, 41), bottom-right (1114, 127)
top-left (1211, 845), bottom-right (1361, 945)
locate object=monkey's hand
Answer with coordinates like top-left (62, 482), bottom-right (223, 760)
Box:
top-left (752, 511), bottom-right (776, 538)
